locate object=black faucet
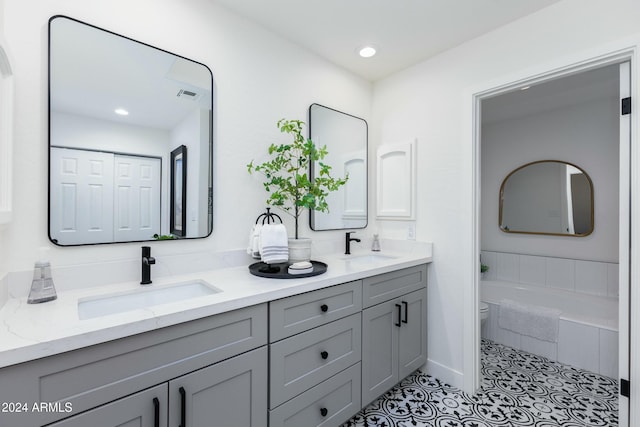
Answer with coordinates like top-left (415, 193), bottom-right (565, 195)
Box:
top-left (141, 246), bottom-right (156, 285)
top-left (345, 231), bottom-right (361, 255)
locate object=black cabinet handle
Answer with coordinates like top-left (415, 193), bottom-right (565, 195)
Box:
top-left (179, 386), bottom-right (186, 427)
top-left (321, 350), bottom-right (329, 360)
top-left (402, 301), bottom-right (408, 324)
top-left (320, 407), bottom-right (328, 417)
top-left (320, 304), bottom-right (329, 312)
top-left (153, 397), bottom-right (160, 427)
top-left (395, 304), bottom-right (402, 327)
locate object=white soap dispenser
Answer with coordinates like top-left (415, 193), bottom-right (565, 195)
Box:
top-left (27, 247), bottom-right (57, 304)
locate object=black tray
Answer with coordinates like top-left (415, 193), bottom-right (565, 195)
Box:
top-left (248, 260), bottom-right (327, 279)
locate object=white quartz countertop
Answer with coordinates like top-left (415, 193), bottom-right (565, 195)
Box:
top-left (0, 244), bottom-right (432, 369)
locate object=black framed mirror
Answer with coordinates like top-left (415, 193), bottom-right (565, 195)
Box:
top-left (48, 16), bottom-right (213, 245)
top-left (499, 160), bottom-right (594, 236)
top-left (308, 103), bottom-right (368, 231)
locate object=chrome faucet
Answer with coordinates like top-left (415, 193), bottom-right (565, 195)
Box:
top-left (141, 246), bottom-right (156, 285)
top-left (345, 231), bottom-right (361, 255)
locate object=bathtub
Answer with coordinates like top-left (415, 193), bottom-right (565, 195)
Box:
top-left (480, 280), bottom-right (619, 378)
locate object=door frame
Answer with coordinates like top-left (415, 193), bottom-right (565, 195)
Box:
top-left (467, 43), bottom-right (638, 425)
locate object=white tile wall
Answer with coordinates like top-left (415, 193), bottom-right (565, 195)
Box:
top-left (480, 252), bottom-right (498, 281)
top-left (557, 320), bottom-right (600, 373)
top-left (480, 251), bottom-right (618, 297)
top-left (482, 302), bottom-right (616, 378)
top-left (575, 260), bottom-right (608, 296)
top-left (607, 263), bottom-right (619, 297)
top-left (496, 253), bottom-right (519, 282)
top-left (599, 329), bottom-right (619, 379)
top-left (545, 258), bottom-right (575, 291)
top-left (521, 335), bottom-right (557, 361)
top-left (519, 255), bottom-right (546, 286)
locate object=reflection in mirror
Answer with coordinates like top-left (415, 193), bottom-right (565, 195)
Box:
top-left (48, 16), bottom-right (213, 245)
top-left (308, 104), bottom-right (367, 231)
top-left (499, 160), bottom-right (593, 236)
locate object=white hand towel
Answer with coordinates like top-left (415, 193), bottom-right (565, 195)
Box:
top-left (260, 224), bottom-right (289, 264)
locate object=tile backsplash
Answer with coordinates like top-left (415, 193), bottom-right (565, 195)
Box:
top-left (481, 251), bottom-right (618, 298)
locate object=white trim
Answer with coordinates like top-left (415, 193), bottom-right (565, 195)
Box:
top-left (0, 34), bottom-right (13, 225)
top-left (467, 40), bottom-right (639, 425)
top-left (619, 60), bottom-right (631, 426)
top-left (425, 358), bottom-right (464, 390)
top-left (376, 140), bottom-right (416, 220)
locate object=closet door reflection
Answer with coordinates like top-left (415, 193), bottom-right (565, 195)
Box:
top-left (50, 147), bottom-right (161, 245)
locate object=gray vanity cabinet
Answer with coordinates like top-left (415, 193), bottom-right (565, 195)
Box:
top-left (0, 303), bottom-right (268, 427)
top-left (268, 281), bottom-right (364, 427)
top-left (48, 384), bottom-right (168, 427)
top-left (168, 346), bottom-right (268, 427)
top-left (49, 347), bottom-right (268, 427)
top-left (361, 266), bottom-right (427, 406)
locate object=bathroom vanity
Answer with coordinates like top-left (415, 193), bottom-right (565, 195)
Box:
top-left (0, 247), bottom-right (430, 426)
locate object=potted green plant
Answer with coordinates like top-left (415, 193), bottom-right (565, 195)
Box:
top-left (247, 118), bottom-right (347, 262)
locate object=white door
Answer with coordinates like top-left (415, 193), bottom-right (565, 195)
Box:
top-left (50, 147), bottom-right (114, 245)
top-left (618, 61), bottom-right (631, 426)
top-left (113, 155), bottom-right (161, 242)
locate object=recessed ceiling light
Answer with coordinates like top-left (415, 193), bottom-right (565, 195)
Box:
top-left (358, 46), bottom-right (377, 58)
top-left (114, 108), bottom-right (129, 116)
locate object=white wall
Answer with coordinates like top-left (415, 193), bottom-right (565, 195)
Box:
top-left (482, 97), bottom-right (620, 262)
top-left (371, 0), bottom-right (640, 388)
top-left (2, 0), bottom-right (371, 273)
top-left (0, 0), bottom-right (9, 300)
top-left (170, 108), bottom-right (210, 237)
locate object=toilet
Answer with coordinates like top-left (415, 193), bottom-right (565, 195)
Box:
top-left (480, 301), bottom-right (489, 326)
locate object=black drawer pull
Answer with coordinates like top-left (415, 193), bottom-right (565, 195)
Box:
top-left (179, 386), bottom-right (186, 427)
top-left (402, 301), bottom-right (408, 324)
top-left (321, 350), bottom-right (329, 360)
top-left (153, 397), bottom-right (160, 427)
top-left (395, 304), bottom-right (402, 327)
top-left (320, 304), bottom-right (329, 312)
top-left (320, 407), bottom-right (328, 417)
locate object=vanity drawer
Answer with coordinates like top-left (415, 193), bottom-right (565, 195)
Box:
top-left (0, 303), bottom-right (268, 427)
top-left (270, 280), bottom-right (362, 341)
top-left (363, 264), bottom-right (427, 307)
top-left (270, 313), bottom-right (361, 408)
top-left (269, 362), bottom-right (361, 427)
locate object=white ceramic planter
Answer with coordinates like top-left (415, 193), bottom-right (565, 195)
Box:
top-left (288, 237), bottom-right (312, 263)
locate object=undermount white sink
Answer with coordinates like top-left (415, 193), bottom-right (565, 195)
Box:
top-left (78, 280), bottom-right (221, 320)
top-left (341, 254), bottom-right (398, 264)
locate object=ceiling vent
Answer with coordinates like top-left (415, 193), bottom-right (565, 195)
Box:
top-left (177, 89), bottom-right (201, 101)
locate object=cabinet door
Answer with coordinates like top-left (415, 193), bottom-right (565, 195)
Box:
top-left (168, 346), bottom-right (268, 427)
top-left (361, 299), bottom-right (399, 406)
top-left (48, 384), bottom-right (167, 427)
top-left (398, 288), bottom-right (427, 378)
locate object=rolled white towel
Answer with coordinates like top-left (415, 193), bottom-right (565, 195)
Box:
top-left (260, 224), bottom-right (289, 264)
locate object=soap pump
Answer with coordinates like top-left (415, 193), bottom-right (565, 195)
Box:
top-left (371, 234), bottom-right (381, 252)
top-left (27, 248), bottom-right (57, 304)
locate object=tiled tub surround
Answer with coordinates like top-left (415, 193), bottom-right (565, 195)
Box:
top-left (481, 280), bottom-right (618, 378)
top-left (0, 240), bottom-right (431, 368)
top-left (480, 251), bottom-right (619, 297)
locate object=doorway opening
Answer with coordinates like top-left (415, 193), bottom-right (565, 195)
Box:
top-left (471, 53), bottom-right (633, 425)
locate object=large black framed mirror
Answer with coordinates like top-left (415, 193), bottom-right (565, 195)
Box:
top-left (499, 160), bottom-right (594, 236)
top-left (308, 103), bottom-right (367, 231)
top-left (48, 16), bottom-right (213, 245)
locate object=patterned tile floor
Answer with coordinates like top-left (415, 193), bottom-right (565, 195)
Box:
top-left (343, 340), bottom-right (618, 426)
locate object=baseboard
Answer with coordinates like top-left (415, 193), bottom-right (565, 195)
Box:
top-left (425, 358), bottom-right (464, 390)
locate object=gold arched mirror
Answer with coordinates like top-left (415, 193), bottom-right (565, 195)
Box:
top-left (499, 160), bottom-right (594, 237)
